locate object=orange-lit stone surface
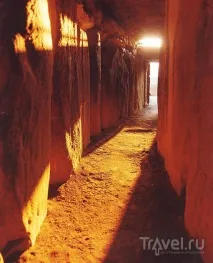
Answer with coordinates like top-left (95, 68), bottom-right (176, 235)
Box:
top-left (101, 44), bottom-right (144, 130)
top-left (87, 28), bottom-right (102, 137)
top-left (101, 45), bottom-right (120, 129)
top-left (50, 0), bottom-right (90, 184)
top-left (158, 1), bottom-right (213, 262)
top-left (18, 102), bottom-right (158, 263)
top-left (0, 0), bottom-right (52, 256)
top-left (0, 253), bottom-right (3, 263)
top-left (0, 0), bottom-right (166, 260)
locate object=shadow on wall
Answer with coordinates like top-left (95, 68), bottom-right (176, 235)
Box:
top-left (0, 0), bottom-right (53, 260)
top-left (0, 0), bottom-right (90, 261)
top-left (104, 141), bottom-right (203, 263)
top-left (50, 1), bottom-right (90, 185)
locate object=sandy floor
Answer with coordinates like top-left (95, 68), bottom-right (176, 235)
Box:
top-left (17, 98), bottom-right (203, 263)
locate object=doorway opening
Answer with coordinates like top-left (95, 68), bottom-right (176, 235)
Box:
top-left (149, 61), bottom-right (159, 107)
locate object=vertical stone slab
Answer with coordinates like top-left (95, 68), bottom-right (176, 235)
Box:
top-left (116, 50), bottom-right (130, 119)
top-left (50, 1), bottom-right (90, 183)
top-left (79, 28), bottom-right (90, 149)
top-left (50, 1), bottom-right (79, 184)
top-left (134, 51), bottom-right (145, 111)
top-left (157, 40), bottom-right (168, 158)
top-left (101, 43), bottom-right (131, 129)
top-left (158, 1), bottom-right (213, 261)
top-left (143, 61), bottom-right (150, 106)
top-left (101, 44), bottom-right (120, 129)
top-left (124, 49), bottom-right (135, 116)
top-left (87, 28), bottom-right (101, 137)
top-left (147, 63), bottom-right (150, 104)
top-left (0, 0), bottom-right (52, 256)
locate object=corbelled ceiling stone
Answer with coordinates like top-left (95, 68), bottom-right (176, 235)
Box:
top-left (96, 0), bottom-right (165, 39)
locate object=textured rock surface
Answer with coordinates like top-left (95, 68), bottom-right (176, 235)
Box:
top-left (101, 45), bottom-right (120, 129)
top-left (87, 28), bottom-right (101, 137)
top-left (101, 42), bottom-right (148, 130)
top-left (124, 49), bottom-right (136, 115)
top-left (158, 0), bottom-right (213, 262)
top-left (0, 0), bottom-right (164, 259)
top-left (0, 0), bottom-right (52, 257)
top-left (97, 0), bottom-right (165, 39)
top-left (50, 0), bottom-right (90, 184)
top-left (134, 51), bottom-right (146, 111)
top-left (0, 0), bottom-right (91, 258)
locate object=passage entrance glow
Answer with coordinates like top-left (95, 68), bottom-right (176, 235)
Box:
top-left (138, 37), bottom-right (162, 48)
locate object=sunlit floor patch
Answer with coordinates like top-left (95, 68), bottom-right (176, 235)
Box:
top-left (18, 103), bottom-right (157, 263)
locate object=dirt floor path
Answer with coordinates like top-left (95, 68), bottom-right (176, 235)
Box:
top-left (17, 97), bottom-right (203, 263)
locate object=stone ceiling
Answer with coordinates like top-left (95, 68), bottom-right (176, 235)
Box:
top-left (97, 0), bottom-right (165, 40)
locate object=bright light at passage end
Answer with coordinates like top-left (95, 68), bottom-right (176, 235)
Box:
top-left (138, 37), bottom-right (162, 48)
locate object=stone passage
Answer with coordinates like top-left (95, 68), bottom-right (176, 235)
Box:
top-left (17, 103), bottom-right (201, 263)
top-left (17, 102), bottom-right (156, 263)
top-left (1, 1), bottom-right (213, 262)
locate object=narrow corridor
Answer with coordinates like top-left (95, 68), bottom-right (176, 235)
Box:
top-left (17, 100), bottom-right (201, 263)
top-left (0, 0), bottom-right (213, 263)
top-left (1, 1), bottom-right (213, 262)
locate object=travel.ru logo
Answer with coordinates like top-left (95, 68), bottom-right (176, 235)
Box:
top-left (139, 237), bottom-right (205, 256)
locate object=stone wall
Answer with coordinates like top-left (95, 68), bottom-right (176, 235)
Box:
top-left (0, 0), bottom-right (148, 259)
top-left (134, 51), bottom-right (146, 110)
top-left (158, 1), bottom-right (213, 262)
top-left (0, 0), bottom-right (52, 256)
top-left (101, 43), bottom-right (145, 129)
top-left (50, 0), bottom-right (90, 184)
top-left (87, 28), bottom-right (101, 137)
